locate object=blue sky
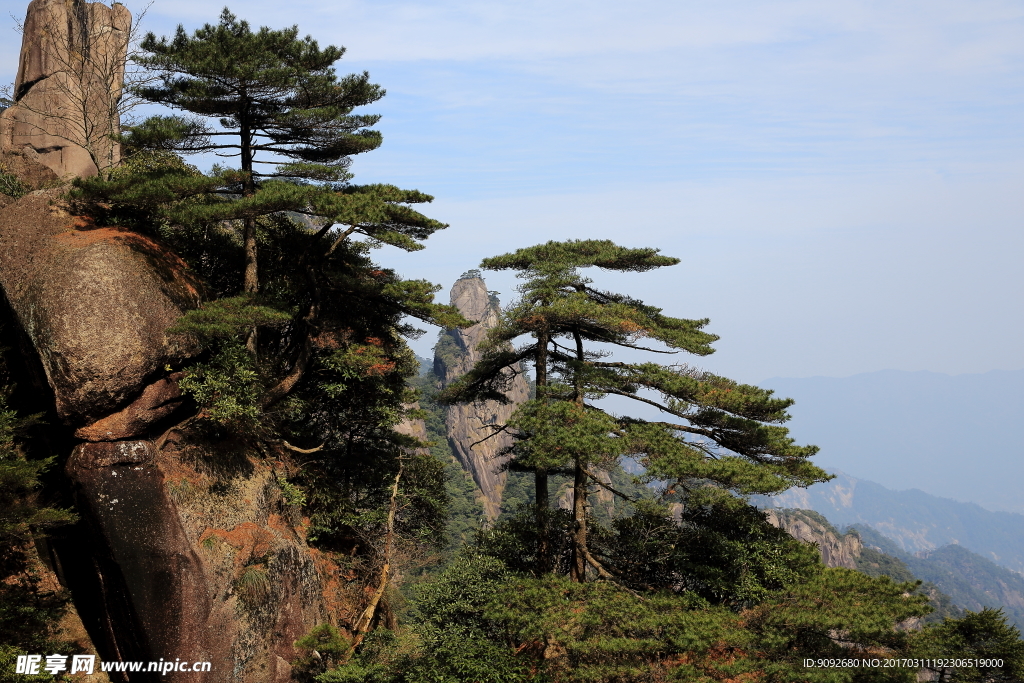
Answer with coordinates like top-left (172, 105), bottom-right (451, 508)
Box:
top-left (3, 0), bottom-right (1023, 383)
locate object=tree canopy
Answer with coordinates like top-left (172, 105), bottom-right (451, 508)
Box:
top-left (440, 239), bottom-right (829, 580)
top-left (69, 9), bottom-right (471, 625)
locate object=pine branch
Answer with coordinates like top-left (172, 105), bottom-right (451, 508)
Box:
top-left (582, 468), bottom-right (637, 502)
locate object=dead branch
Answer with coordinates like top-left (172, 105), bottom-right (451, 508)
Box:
top-left (281, 440), bottom-right (324, 454)
top-left (582, 467), bottom-right (637, 502)
top-left (325, 225), bottom-right (358, 257)
top-left (343, 462), bottom-right (402, 662)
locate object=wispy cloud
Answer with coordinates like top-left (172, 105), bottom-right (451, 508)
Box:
top-left (2, 0), bottom-right (1021, 380)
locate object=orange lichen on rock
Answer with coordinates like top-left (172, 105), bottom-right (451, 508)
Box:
top-left (201, 522), bottom-right (277, 569)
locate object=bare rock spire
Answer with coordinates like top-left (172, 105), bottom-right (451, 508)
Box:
top-left (434, 275), bottom-right (530, 520)
top-left (1, 0), bottom-right (131, 178)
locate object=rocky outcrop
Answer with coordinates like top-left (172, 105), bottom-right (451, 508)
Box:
top-left (393, 403), bottom-right (431, 457)
top-left (0, 191), bottom-right (200, 432)
top-left (0, 184), bottom-right (336, 681)
top-left (766, 508), bottom-right (862, 570)
top-left (434, 276), bottom-right (530, 520)
top-left (1, 0), bottom-right (129, 178)
top-left (51, 432), bottom-right (343, 683)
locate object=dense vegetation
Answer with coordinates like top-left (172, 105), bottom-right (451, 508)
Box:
top-left (0, 350), bottom-right (77, 683)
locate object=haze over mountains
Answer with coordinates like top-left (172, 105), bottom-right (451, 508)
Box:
top-left (754, 472), bottom-right (1024, 575)
top-left (758, 369), bottom-right (1024, 514)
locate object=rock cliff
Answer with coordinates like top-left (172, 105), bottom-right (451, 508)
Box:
top-left (0, 5), bottom-right (344, 676)
top-left (0, 176), bottom-right (342, 682)
top-left (433, 276), bottom-right (530, 520)
top-left (765, 508), bottom-right (862, 570)
top-left (1, 0), bottom-right (129, 178)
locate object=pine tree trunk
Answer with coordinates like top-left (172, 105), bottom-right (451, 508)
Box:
top-left (240, 107), bottom-right (258, 353)
top-left (570, 330), bottom-right (587, 582)
top-left (570, 457), bottom-right (588, 582)
top-left (243, 217), bottom-right (258, 294)
top-left (535, 327), bottom-right (550, 573)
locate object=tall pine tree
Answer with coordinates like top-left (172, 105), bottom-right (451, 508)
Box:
top-left (440, 239), bottom-right (829, 581)
top-left (74, 9), bottom-right (466, 410)
top-left (126, 8), bottom-right (387, 294)
top-left (69, 10), bottom-right (471, 613)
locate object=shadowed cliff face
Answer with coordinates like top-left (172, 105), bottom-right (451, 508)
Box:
top-left (433, 277), bottom-right (530, 520)
top-left (0, 177), bottom-right (341, 682)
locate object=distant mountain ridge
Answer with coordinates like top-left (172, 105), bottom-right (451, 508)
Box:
top-left (754, 472), bottom-right (1024, 574)
top-left (759, 369), bottom-right (1024, 513)
top-left (852, 525), bottom-right (1024, 629)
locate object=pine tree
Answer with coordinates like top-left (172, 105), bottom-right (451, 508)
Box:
top-left (132, 8), bottom-right (382, 293)
top-left (73, 9), bottom-right (466, 412)
top-left (315, 240), bottom-right (948, 681)
top-left (913, 608), bottom-right (1024, 682)
top-left (67, 10), bottom-right (471, 628)
top-left (440, 239), bottom-right (829, 581)
top-left (75, 9), bottom-right (447, 310)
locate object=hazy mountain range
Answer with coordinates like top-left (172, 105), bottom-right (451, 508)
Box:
top-left (759, 369), bottom-right (1024, 514)
top-left (851, 525), bottom-right (1024, 628)
top-left (754, 472), bottom-right (1024, 574)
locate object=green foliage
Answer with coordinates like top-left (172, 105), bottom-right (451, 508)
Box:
top-left (169, 295), bottom-right (292, 346)
top-left (601, 494), bottom-right (822, 606)
top-left (177, 343), bottom-right (264, 428)
top-left (278, 476), bottom-right (307, 507)
top-left (744, 569), bottom-right (928, 667)
top-left (296, 623), bottom-right (350, 673)
top-left (913, 608), bottom-right (1024, 682)
top-left (331, 548), bottom-right (935, 683)
top-left (440, 238), bottom-right (827, 585)
top-left (398, 238), bottom-right (953, 682)
top-left (236, 565), bottom-right (272, 605)
top-left (507, 399), bottom-right (623, 471)
top-left (486, 575), bottom-right (748, 683)
top-left (479, 506), bottom-right (577, 576)
top-left (0, 378), bottom-right (76, 683)
top-left (75, 9), bottom-right (450, 256)
top-left (854, 545), bottom-right (963, 624)
top-left (0, 393), bottom-right (74, 541)
top-left (0, 172), bottom-right (27, 199)
top-left (134, 8), bottom-right (382, 179)
top-left (480, 239), bottom-right (681, 275)
top-left (0, 150), bottom-right (27, 199)
top-left (406, 366), bottom-right (486, 558)
top-left (325, 554), bottom-right (529, 683)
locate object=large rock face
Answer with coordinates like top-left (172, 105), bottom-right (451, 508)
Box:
top-left (59, 436), bottom-right (343, 683)
top-left (765, 508), bottom-right (862, 570)
top-left (0, 0), bottom-right (129, 178)
top-left (0, 188), bottom-right (341, 680)
top-left (434, 276), bottom-right (530, 520)
top-left (0, 190), bottom-right (200, 431)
